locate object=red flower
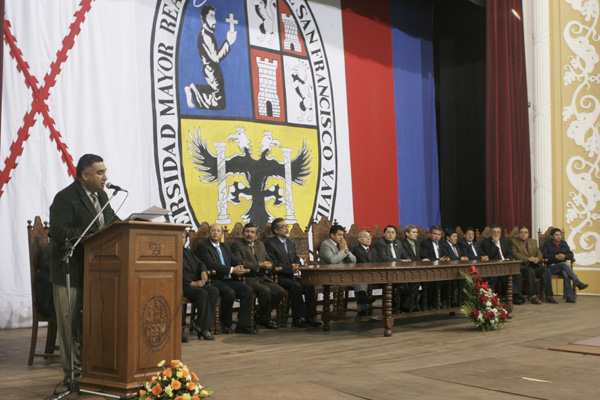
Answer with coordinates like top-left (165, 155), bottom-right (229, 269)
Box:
top-left (488, 311), bottom-right (495, 320)
top-left (478, 294), bottom-right (488, 303)
top-left (473, 284), bottom-right (481, 291)
top-left (470, 309), bottom-right (480, 319)
top-left (480, 282), bottom-right (490, 291)
top-left (491, 295), bottom-right (499, 306)
top-left (469, 265), bottom-right (478, 275)
top-left (500, 309), bottom-right (507, 321)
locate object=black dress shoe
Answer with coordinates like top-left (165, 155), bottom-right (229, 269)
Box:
top-left (258, 320), bottom-right (279, 329)
top-left (292, 318), bottom-right (309, 328)
top-left (221, 326), bottom-right (234, 334)
top-left (182, 335), bottom-right (189, 343)
top-left (566, 296), bottom-right (577, 303)
top-left (199, 329), bottom-right (215, 340)
top-left (305, 317), bottom-right (322, 327)
top-left (577, 282), bottom-right (589, 290)
top-left (235, 326), bottom-right (258, 334)
top-left (191, 319), bottom-right (201, 333)
top-left (513, 296), bottom-right (523, 305)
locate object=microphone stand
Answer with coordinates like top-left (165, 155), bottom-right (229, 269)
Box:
top-left (53, 189), bottom-right (124, 400)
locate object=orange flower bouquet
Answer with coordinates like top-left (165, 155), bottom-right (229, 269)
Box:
top-left (136, 360), bottom-right (213, 399)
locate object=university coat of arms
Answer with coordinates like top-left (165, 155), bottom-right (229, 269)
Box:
top-left (151, 0), bottom-right (338, 230)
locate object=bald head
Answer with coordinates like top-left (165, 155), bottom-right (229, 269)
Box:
top-left (209, 223), bottom-right (223, 243)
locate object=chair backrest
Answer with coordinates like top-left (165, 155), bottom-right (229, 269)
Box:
top-left (190, 221), bottom-right (210, 252)
top-left (224, 222), bottom-right (244, 246)
top-left (477, 226), bottom-right (491, 244)
top-left (310, 216), bottom-right (333, 260)
top-left (505, 226), bottom-right (519, 240)
top-left (288, 223), bottom-right (310, 262)
top-left (345, 224), bottom-right (360, 251)
top-left (370, 224), bottom-right (384, 247)
top-left (27, 217), bottom-right (50, 317)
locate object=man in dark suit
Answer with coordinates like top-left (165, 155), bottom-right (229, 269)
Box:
top-left (265, 218), bottom-right (321, 328)
top-left (374, 225), bottom-right (410, 262)
top-left (374, 225), bottom-right (415, 311)
top-left (400, 224), bottom-right (429, 261)
top-left (352, 230), bottom-right (379, 315)
top-left (440, 229), bottom-right (469, 260)
top-left (182, 232), bottom-right (218, 340)
top-left (231, 223), bottom-right (284, 329)
top-left (541, 228), bottom-right (588, 303)
top-left (480, 224), bottom-right (524, 304)
top-left (420, 225), bottom-right (449, 261)
top-left (458, 227), bottom-right (489, 261)
top-left (49, 154), bottom-right (119, 383)
top-left (509, 226), bottom-right (557, 304)
top-left (195, 223), bottom-right (256, 334)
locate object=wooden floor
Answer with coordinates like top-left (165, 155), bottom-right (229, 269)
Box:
top-left (3, 295), bottom-right (600, 400)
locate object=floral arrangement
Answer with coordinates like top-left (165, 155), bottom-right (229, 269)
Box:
top-left (136, 360), bottom-right (213, 400)
top-left (460, 266), bottom-right (508, 331)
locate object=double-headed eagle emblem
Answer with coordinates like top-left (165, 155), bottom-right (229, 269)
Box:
top-left (187, 127), bottom-right (311, 229)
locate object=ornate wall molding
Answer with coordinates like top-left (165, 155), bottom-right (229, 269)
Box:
top-left (561, 0), bottom-right (600, 266)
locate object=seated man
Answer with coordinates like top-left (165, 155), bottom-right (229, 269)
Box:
top-left (509, 226), bottom-right (557, 304)
top-left (353, 230), bottom-right (379, 264)
top-left (182, 232), bottom-right (218, 340)
top-left (401, 224), bottom-right (430, 261)
top-left (440, 229), bottom-right (469, 260)
top-left (374, 225), bottom-right (410, 262)
top-left (265, 218), bottom-right (321, 328)
top-left (541, 228), bottom-right (588, 303)
top-left (320, 225), bottom-right (373, 315)
top-left (481, 225), bottom-right (524, 304)
top-left (195, 223), bottom-right (257, 334)
top-left (457, 227), bottom-right (489, 261)
top-left (231, 223), bottom-right (284, 329)
top-left (421, 225), bottom-right (450, 261)
top-left (375, 225), bottom-right (415, 311)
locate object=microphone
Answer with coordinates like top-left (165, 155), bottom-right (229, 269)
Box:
top-left (106, 182), bottom-right (128, 192)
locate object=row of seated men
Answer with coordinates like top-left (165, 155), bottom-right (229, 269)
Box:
top-left (182, 219), bottom-right (589, 340)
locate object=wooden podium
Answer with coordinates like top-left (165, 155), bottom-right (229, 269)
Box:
top-left (78, 221), bottom-right (190, 397)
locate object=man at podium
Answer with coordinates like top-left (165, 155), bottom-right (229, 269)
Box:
top-left (49, 154), bottom-right (119, 384)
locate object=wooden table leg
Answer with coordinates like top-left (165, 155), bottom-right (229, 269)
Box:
top-left (383, 283), bottom-right (393, 337)
top-left (322, 285), bottom-right (331, 331)
top-left (506, 274), bottom-right (514, 319)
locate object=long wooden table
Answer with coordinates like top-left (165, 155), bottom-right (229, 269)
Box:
top-left (299, 259), bottom-right (522, 337)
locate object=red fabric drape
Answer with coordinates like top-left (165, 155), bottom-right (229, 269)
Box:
top-left (486, 0), bottom-right (532, 229)
top-left (342, 0), bottom-right (400, 228)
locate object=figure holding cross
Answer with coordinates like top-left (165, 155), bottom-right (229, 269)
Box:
top-left (185, 5), bottom-right (237, 111)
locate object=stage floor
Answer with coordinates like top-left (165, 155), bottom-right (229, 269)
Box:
top-left (2, 295), bottom-right (599, 399)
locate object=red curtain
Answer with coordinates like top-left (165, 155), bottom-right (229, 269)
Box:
top-left (486, 0), bottom-right (532, 230)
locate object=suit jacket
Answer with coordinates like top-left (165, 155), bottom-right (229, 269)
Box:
top-left (420, 238), bottom-right (443, 260)
top-left (509, 238), bottom-right (542, 267)
top-left (195, 239), bottom-right (241, 280)
top-left (231, 238), bottom-right (273, 281)
top-left (319, 238), bottom-right (357, 264)
top-left (265, 236), bottom-right (300, 278)
top-left (480, 237), bottom-right (514, 261)
top-left (352, 245), bottom-right (379, 263)
top-left (49, 179), bottom-right (119, 287)
top-left (458, 238), bottom-right (486, 260)
top-left (374, 238), bottom-right (408, 262)
top-left (182, 248), bottom-right (208, 286)
top-left (439, 240), bottom-right (466, 260)
top-left (400, 239), bottom-right (425, 261)
top-left (541, 239), bottom-right (574, 264)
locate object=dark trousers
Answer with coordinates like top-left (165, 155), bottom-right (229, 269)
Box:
top-left (488, 274), bottom-right (523, 296)
top-left (211, 279), bottom-right (253, 329)
top-left (521, 263), bottom-right (553, 297)
top-left (245, 276), bottom-right (285, 324)
top-left (183, 284), bottom-right (219, 330)
top-left (278, 275), bottom-right (317, 320)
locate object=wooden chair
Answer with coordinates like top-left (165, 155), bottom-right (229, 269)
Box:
top-left (27, 217), bottom-right (60, 365)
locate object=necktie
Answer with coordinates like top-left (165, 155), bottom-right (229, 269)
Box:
top-left (452, 245), bottom-right (458, 257)
top-left (390, 243), bottom-right (396, 259)
top-left (434, 242), bottom-right (439, 258)
top-left (283, 240), bottom-right (288, 254)
top-left (216, 244), bottom-right (230, 279)
top-left (410, 241), bottom-right (416, 257)
top-left (91, 193), bottom-right (104, 227)
top-left (366, 247), bottom-right (372, 262)
top-left (469, 242), bottom-right (476, 255)
top-left (524, 241), bottom-right (529, 255)
top-left (215, 244), bottom-right (226, 264)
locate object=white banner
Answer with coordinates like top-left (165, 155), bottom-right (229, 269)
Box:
top-left (0, 0), bottom-right (353, 328)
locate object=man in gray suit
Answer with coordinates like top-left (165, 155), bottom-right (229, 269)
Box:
top-left (320, 225), bottom-right (373, 315)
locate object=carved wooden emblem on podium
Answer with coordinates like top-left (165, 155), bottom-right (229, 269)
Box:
top-left (141, 294), bottom-right (170, 350)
